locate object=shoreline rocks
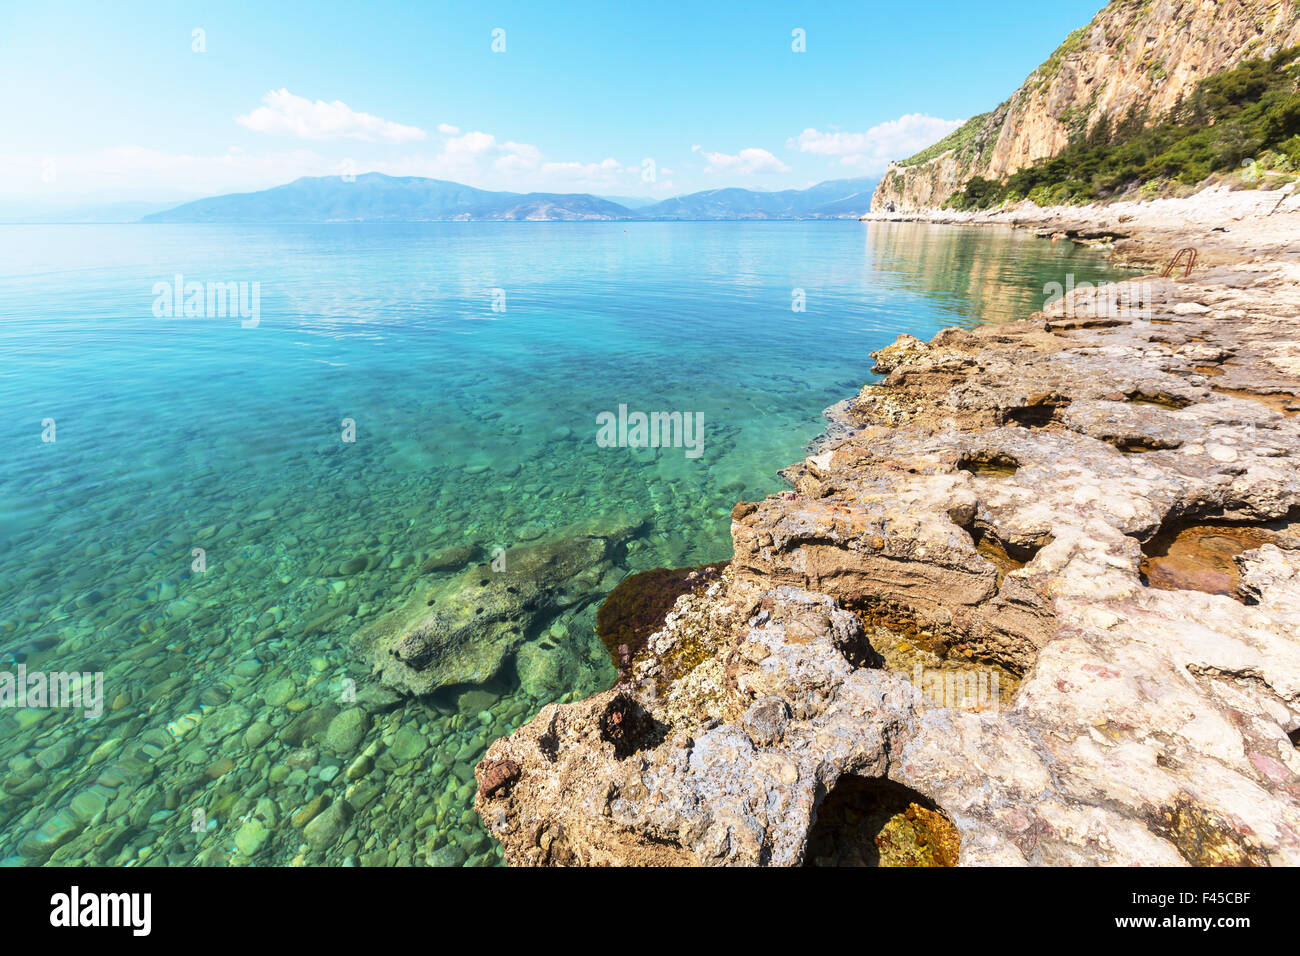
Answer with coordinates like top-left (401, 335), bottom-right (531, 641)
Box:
top-left (475, 201), bottom-right (1300, 866)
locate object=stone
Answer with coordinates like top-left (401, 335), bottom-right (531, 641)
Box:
top-left (356, 529), bottom-right (635, 696)
top-left (68, 788), bottom-right (109, 824)
top-left (292, 795), bottom-right (328, 829)
top-left (427, 844), bottom-right (468, 867)
top-left (514, 639), bottom-right (580, 700)
top-left (345, 779), bottom-right (382, 811)
top-left (742, 697), bottom-right (790, 747)
top-left (233, 798), bottom-right (278, 858)
top-left (304, 800), bottom-right (352, 850)
top-left (243, 720), bottom-right (273, 749)
top-left (323, 708), bottom-right (370, 755)
top-left (18, 811), bottom-right (83, 860)
top-left (389, 725), bottom-right (427, 764)
top-left (457, 688), bottom-right (498, 715)
top-left (354, 682), bottom-right (402, 714)
top-left (280, 704), bottom-right (339, 748)
top-left (234, 818), bottom-right (271, 858)
top-left (264, 678), bottom-right (296, 707)
top-left (420, 545), bottom-right (481, 574)
top-left (34, 739), bottom-right (73, 771)
top-left (233, 659), bottom-right (263, 678)
top-left (339, 555), bottom-right (371, 576)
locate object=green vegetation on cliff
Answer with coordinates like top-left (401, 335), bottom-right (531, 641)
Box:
top-left (945, 45), bottom-right (1300, 210)
top-left (898, 111), bottom-right (995, 168)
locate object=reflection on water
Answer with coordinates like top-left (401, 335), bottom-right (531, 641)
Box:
top-left (864, 221), bottom-right (1121, 323)
top-left (0, 221), bottom-right (1132, 866)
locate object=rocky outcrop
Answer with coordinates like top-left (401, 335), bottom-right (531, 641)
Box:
top-left (476, 230), bottom-right (1300, 865)
top-left (355, 520), bottom-right (639, 696)
top-left (872, 0), bottom-right (1300, 212)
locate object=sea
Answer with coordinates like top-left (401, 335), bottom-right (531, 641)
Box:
top-left (0, 220), bottom-right (1132, 865)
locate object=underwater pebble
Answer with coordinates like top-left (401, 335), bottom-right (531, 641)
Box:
top-left (264, 678), bottom-right (296, 707)
top-left (244, 720), bottom-right (273, 749)
top-left (323, 708), bottom-right (370, 755)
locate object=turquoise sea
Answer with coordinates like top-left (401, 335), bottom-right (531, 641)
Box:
top-left (0, 221), bottom-right (1131, 865)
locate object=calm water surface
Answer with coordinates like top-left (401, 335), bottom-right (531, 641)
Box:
top-left (0, 221), bottom-right (1132, 865)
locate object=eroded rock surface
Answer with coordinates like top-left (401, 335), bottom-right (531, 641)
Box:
top-left (476, 250), bottom-right (1300, 866)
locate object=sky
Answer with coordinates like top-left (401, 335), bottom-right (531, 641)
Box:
top-left (0, 0), bottom-right (1109, 205)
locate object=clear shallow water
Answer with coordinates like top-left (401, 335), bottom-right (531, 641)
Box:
top-left (0, 221), bottom-right (1130, 866)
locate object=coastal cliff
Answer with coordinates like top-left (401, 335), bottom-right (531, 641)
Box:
top-left (473, 189), bottom-right (1300, 866)
top-left (871, 0), bottom-right (1300, 212)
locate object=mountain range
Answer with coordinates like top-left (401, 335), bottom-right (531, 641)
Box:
top-left (140, 172), bottom-right (879, 223)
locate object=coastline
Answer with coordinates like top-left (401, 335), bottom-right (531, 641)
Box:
top-left (475, 186), bottom-right (1300, 866)
top-left (862, 184), bottom-right (1300, 270)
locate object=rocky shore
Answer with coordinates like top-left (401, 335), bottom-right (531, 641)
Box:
top-left (474, 187), bottom-right (1300, 866)
top-left (864, 184), bottom-right (1300, 270)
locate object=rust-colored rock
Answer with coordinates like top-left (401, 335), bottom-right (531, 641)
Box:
top-left (476, 759), bottom-right (521, 801)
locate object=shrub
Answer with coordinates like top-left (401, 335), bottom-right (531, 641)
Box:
top-left (948, 46), bottom-right (1300, 209)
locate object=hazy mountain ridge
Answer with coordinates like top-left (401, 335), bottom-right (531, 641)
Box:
top-left (141, 173), bottom-right (879, 222)
top-left (640, 178), bottom-right (881, 219)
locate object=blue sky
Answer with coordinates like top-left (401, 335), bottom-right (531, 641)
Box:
top-left (1, 0), bottom-right (1108, 203)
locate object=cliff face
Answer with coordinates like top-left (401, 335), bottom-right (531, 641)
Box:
top-left (872, 0), bottom-right (1300, 212)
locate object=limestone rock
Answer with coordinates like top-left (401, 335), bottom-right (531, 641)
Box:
top-left (477, 255), bottom-right (1300, 867)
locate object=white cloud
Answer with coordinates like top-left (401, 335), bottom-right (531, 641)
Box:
top-left (0, 139), bottom-right (675, 199)
top-left (434, 130), bottom-right (544, 177)
top-left (236, 89), bottom-right (427, 144)
top-left (538, 157), bottom-right (627, 186)
top-left (787, 114), bottom-right (964, 174)
top-left (425, 133), bottom-right (664, 191)
top-left (2, 121), bottom-right (715, 202)
top-left (700, 147), bottom-right (790, 175)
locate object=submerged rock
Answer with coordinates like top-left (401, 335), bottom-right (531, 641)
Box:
top-left (420, 544), bottom-right (482, 575)
top-left (322, 708), bottom-right (370, 755)
top-left (514, 639), bottom-right (579, 700)
top-left (304, 800), bottom-right (352, 850)
top-left (356, 523), bottom-right (639, 697)
top-left (18, 811), bottom-right (83, 860)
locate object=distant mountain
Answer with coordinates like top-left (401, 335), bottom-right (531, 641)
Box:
top-left (143, 173), bottom-right (633, 223)
top-left (596, 194), bottom-right (658, 209)
top-left (140, 173), bottom-right (882, 223)
top-left (640, 177), bottom-right (879, 220)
